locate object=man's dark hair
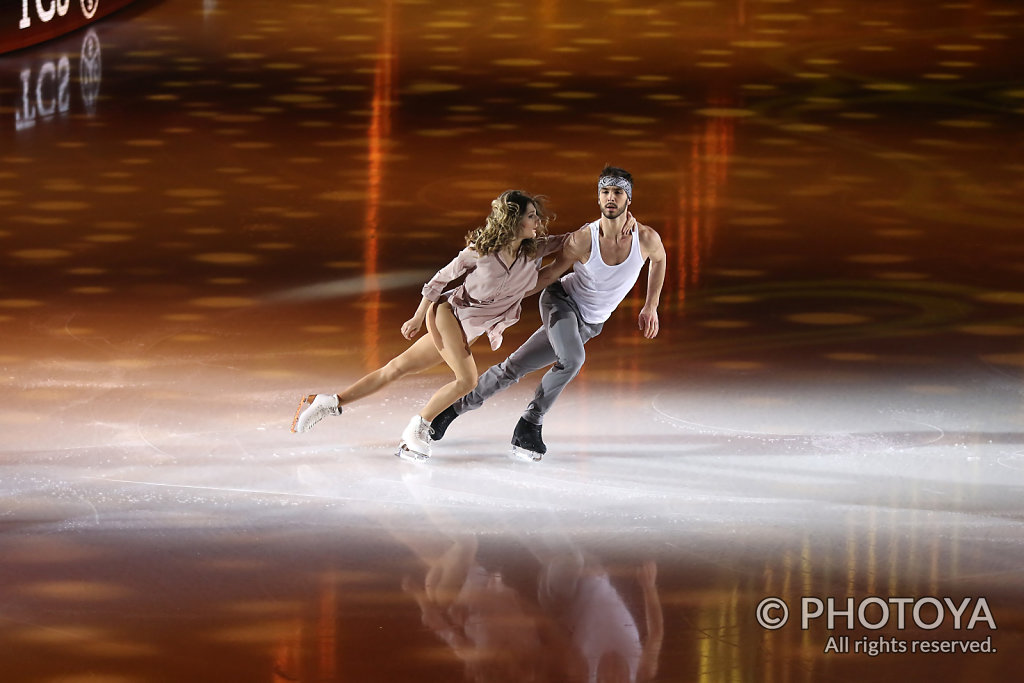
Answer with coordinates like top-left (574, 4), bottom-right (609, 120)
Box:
top-left (599, 165), bottom-right (633, 186)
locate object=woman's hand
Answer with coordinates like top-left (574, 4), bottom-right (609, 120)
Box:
top-left (620, 212), bottom-right (638, 238)
top-left (401, 317), bottom-right (423, 339)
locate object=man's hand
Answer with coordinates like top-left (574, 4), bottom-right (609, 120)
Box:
top-left (639, 305), bottom-right (659, 339)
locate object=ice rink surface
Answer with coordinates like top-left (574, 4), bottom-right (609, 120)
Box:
top-left (2, 0), bottom-right (1024, 681)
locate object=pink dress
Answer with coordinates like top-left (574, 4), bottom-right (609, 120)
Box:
top-left (421, 235), bottom-right (566, 350)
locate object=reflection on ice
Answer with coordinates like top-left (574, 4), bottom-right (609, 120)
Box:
top-left (14, 29), bottom-right (101, 130)
top-left (398, 530), bottom-right (663, 683)
top-left (3, 339), bottom-right (1023, 682)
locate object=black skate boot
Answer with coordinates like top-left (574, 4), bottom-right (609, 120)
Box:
top-left (430, 405), bottom-right (460, 441)
top-left (510, 417), bottom-right (546, 462)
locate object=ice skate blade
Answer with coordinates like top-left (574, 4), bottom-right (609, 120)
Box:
top-left (290, 394), bottom-right (314, 433)
top-left (396, 444), bottom-right (430, 463)
top-left (508, 446), bottom-right (543, 463)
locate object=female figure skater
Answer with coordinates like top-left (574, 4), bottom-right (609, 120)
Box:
top-left (291, 189), bottom-right (563, 462)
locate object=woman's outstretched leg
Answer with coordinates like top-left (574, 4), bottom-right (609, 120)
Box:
top-left (339, 334), bottom-right (441, 405)
top-left (292, 333), bottom-right (441, 433)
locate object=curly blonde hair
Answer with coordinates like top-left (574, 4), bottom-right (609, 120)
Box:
top-left (466, 190), bottom-right (551, 259)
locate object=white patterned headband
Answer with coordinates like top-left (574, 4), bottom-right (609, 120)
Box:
top-left (598, 175), bottom-right (632, 201)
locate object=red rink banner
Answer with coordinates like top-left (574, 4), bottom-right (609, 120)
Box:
top-left (1, 0), bottom-right (140, 54)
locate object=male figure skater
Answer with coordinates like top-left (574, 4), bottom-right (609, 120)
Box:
top-left (430, 166), bottom-right (667, 460)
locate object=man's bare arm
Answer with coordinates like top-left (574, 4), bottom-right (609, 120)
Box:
top-left (526, 227), bottom-right (586, 297)
top-left (638, 226), bottom-right (666, 339)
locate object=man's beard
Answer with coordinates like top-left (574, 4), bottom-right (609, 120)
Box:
top-left (603, 204), bottom-right (626, 219)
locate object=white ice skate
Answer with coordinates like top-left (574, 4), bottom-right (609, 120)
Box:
top-left (291, 393), bottom-right (341, 433)
top-left (397, 414), bottom-right (433, 462)
top-left (509, 417), bottom-right (545, 462)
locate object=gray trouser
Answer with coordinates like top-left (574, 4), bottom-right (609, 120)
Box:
top-left (454, 282), bottom-right (604, 425)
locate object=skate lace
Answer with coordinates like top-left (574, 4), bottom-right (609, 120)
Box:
top-left (417, 419), bottom-right (434, 441)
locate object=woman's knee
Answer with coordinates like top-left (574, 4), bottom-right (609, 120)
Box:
top-left (381, 359), bottom-right (405, 381)
top-left (385, 353), bottom-right (422, 380)
top-left (453, 375), bottom-right (477, 396)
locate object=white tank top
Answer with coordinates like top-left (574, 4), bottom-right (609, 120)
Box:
top-left (561, 220), bottom-right (646, 324)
